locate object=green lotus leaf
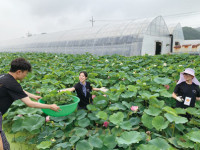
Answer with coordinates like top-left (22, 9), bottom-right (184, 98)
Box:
top-left (137, 144), bottom-right (160, 150)
top-left (12, 117), bottom-right (24, 132)
top-left (120, 120), bottom-right (132, 130)
top-left (164, 113), bottom-right (188, 124)
top-left (109, 103), bottom-right (126, 111)
top-left (111, 127), bottom-right (123, 137)
top-left (149, 138), bottom-right (171, 150)
top-left (87, 104), bottom-right (98, 111)
top-left (189, 118), bottom-right (200, 126)
top-left (17, 107), bottom-right (41, 115)
top-left (88, 113), bottom-right (99, 121)
top-left (12, 100), bottom-right (25, 106)
top-left (96, 111), bottom-right (108, 120)
top-left (186, 107), bottom-right (197, 115)
top-left (14, 136), bottom-right (26, 142)
top-left (89, 136), bottom-right (103, 148)
top-left (141, 113), bottom-right (153, 129)
top-left (76, 110), bottom-right (87, 120)
top-left (186, 107), bottom-right (200, 118)
top-left (76, 140), bottom-right (93, 150)
top-left (51, 116), bottom-right (70, 122)
top-left (177, 136), bottom-right (194, 148)
top-left (78, 118), bottom-right (90, 128)
top-left (54, 142), bottom-right (72, 148)
top-left (95, 100), bottom-right (108, 109)
top-left (186, 131), bottom-right (200, 143)
top-left (109, 112), bottom-right (124, 125)
top-left (144, 106), bottom-right (162, 116)
top-left (108, 106), bottom-right (119, 111)
top-left (175, 124), bottom-right (186, 132)
top-left (102, 135), bottom-right (117, 149)
top-left (36, 141), bottom-right (52, 149)
top-left (94, 95), bottom-right (108, 101)
top-left (130, 117), bottom-right (141, 126)
top-left (108, 93), bottom-right (120, 102)
top-left (152, 116), bottom-right (169, 131)
top-left (127, 85), bottom-right (138, 92)
top-left (140, 91), bottom-right (159, 100)
top-left (168, 137), bottom-right (181, 149)
top-left (122, 101), bottom-right (132, 109)
top-left (116, 131), bottom-right (142, 145)
top-left (121, 91), bottom-right (136, 98)
top-left (160, 90), bottom-right (172, 98)
top-left (55, 130), bottom-right (64, 138)
top-left (149, 99), bottom-right (165, 108)
top-left (12, 115), bottom-right (45, 133)
top-left (162, 106), bottom-right (177, 116)
top-left (75, 128), bottom-right (88, 137)
top-left (69, 136), bottom-right (80, 144)
top-left (174, 108), bottom-right (186, 114)
top-left (154, 77), bottom-right (171, 85)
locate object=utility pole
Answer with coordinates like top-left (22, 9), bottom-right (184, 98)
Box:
top-left (90, 16), bottom-right (95, 27)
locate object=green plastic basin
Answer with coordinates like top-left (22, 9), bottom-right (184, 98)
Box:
top-left (38, 95), bottom-right (80, 117)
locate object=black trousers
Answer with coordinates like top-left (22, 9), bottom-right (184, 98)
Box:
top-left (0, 112), bottom-right (10, 150)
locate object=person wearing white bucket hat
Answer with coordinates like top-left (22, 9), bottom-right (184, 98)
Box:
top-left (172, 68), bottom-right (200, 111)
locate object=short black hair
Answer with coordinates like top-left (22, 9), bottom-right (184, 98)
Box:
top-left (79, 71), bottom-right (88, 77)
top-left (10, 58), bottom-right (32, 72)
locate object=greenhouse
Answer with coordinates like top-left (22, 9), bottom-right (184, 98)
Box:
top-left (0, 16), bottom-right (171, 56)
top-left (168, 23), bottom-right (184, 53)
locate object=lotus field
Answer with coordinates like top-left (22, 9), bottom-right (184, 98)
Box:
top-left (1, 52), bottom-right (200, 150)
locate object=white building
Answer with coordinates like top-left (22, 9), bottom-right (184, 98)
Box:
top-left (0, 16), bottom-right (173, 56)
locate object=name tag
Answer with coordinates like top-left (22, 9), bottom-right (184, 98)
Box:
top-left (184, 97), bottom-right (191, 106)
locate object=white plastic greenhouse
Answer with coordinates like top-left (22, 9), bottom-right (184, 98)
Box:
top-left (168, 23), bottom-right (184, 53)
top-left (0, 16), bottom-right (172, 56)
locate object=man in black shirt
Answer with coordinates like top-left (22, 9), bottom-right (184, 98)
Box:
top-left (0, 58), bottom-right (60, 150)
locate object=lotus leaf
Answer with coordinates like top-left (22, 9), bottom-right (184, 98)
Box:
top-left (152, 116), bottom-right (169, 131)
top-left (186, 131), bottom-right (200, 143)
top-left (96, 111), bottom-right (108, 120)
top-left (76, 140), bottom-right (93, 150)
top-left (78, 118), bottom-right (90, 127)
top-left (149, 138), bottom-right (171, 150)
top-left (144, 106), bottom-right (162, 116)
top-left (164, 113), bottom-right (188, 124)
top-left (154, 77), bottom-right (171, 85)
top-left (89, 136), bottom-right (103, 148)
top-left (36, 141), bottom-right (52, 149)
top-left (116, 131), bottom-right (142, 145)
top-left (109, 112), bottom-right (124, 125)
top-left (141, 113), bottom-right (153, 129)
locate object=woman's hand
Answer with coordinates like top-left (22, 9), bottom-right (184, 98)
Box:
top-left (176, 96), bottom-right (184, 102)
top-left (100, 87), bottom-right (108, 92)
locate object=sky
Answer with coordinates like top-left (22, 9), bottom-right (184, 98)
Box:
top-left (0, 0), bottom-right (200, 41)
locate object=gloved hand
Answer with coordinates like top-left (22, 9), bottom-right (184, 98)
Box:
top-left (176, 96), bottom-right (184, 102)
top-left (100, 87), bottom-right (108, 92)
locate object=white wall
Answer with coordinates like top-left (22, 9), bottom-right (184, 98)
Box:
top-left (173, 40), bottom-right (200, 53)
top-left (141, 35), bottom-right (171, 55)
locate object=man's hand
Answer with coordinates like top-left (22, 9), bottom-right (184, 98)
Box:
top-left (176, 96), bottom-right (184, 102)
top-left (33, 95), bottom-right (42, 101)
top-left (50, 104), bottom-right (61, 111)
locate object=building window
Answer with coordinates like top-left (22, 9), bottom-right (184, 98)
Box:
top-left (175, 42), bottom-right (180, 46)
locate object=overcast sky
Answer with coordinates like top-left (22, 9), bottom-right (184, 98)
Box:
top-left (0, 0), bottom-right (200, 41)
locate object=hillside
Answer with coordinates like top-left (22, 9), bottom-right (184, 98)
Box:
top-left (195, 27), bottom-right (200, 32)
top-left (182, 26), bottom-right (200, 40)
